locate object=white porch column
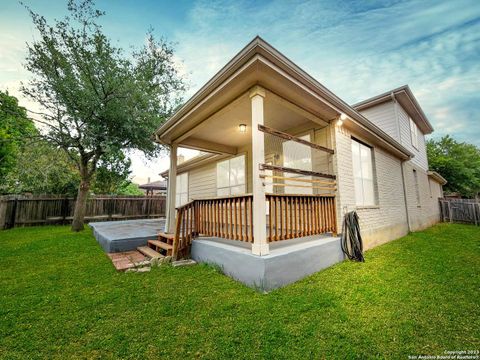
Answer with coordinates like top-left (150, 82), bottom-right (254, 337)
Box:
top-left (164, 143), bottom-right (178, 233)
top-left (250, 86), bottom-right (269, 256)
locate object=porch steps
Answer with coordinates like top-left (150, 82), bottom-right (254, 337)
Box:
top-left (137, 246), bottom-right (163, 259)
top-left (157, 232), bottom-right (174, 240)
top-left (148, 239), bottom-right (173, 256)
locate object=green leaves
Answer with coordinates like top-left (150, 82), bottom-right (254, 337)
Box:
top-left (427, 135), bottom-right (480, 197)
top-left (0, 91), bottom-right (37, 182)
top-left (22, 0), bottom-right (185, 177)
top-left (20, 0), bottom-right (185, 225)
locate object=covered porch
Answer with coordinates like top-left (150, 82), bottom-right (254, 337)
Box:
top-left (158, 77), bottom-right (342, 258)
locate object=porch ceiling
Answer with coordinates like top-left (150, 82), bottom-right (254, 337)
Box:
top-left (176, 90), bottom-right (326, 154)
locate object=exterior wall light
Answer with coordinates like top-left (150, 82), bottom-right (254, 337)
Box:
top-left (337, 113), bottom-right (348, 127)
top-left (239, 124), bottom-right (247, 133)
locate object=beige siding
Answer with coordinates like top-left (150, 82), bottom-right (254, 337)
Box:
top-left (358, 101), bottom-right (398, 139)
top-left (358, 100), bottom-right (429, 171)
top-left (187, 162), bottom-right (217, 200)
top-left (182, 144), bottom-right (253, 199)
top-left (397, 105), bottom-right (429, 170)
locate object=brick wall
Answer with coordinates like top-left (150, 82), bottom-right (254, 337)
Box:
top-left (333, 124), bottom-right (443, 249)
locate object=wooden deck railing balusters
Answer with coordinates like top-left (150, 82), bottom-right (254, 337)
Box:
top-left (265, 194), bottom-right (337, 242)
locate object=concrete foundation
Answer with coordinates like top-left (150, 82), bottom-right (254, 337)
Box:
top-left (191, 235), bottom-right (345, 291)
top-left (90, 218), bottom-right (165, 253)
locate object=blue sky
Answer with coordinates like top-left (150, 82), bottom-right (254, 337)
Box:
top-left (1, 0), bottom-right (479, 182)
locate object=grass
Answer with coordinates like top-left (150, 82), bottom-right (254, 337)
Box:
top-left (0, 223), bottom-right (479, 359)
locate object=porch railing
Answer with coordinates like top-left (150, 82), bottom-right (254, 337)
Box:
top-left (266, 194), bottom-right (337, 241)
top-left (195, 194), bottom-right (254, 242)
top-left (171, 193), bottom-right (337, 258)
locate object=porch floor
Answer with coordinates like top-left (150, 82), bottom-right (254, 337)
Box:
top-left (191, 234), bottom-right (344, 291)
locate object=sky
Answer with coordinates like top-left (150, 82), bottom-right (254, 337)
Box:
top-left (1, 0), bottom-right (479, 184)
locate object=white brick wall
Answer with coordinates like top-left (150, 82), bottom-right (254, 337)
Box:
top-left (402, 162), bottom-right (442, 231)
top-left (333, 125), bottom-right (409, 248)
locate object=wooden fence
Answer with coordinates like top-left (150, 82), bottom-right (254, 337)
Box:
top-left (0, 195), bottom-right (166, 229)
top-left (439, 198), bottom-right (479, 226)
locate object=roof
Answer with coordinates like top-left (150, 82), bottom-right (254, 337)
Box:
top-left (155, 36), bottom-right (413, 160)
top-left (138, 180), bottom-right (167, 190)
top-left (353, 85), bottom-right (434, 134)
top-left (160, 153), bottom-right (225, 178)
top-left (427, 171), bottom-right (447, 185)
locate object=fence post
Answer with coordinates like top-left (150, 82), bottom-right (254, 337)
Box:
top-left (108, 197), bottom-right (113, 220)
top-left (61, 196), bottom-right (69, 224)
top-left (473, 203), bottom-right (478, 226)
top-left (8, 199), bottom-right (18, 229)
top-left (447, 201), bottom-right (452, 223)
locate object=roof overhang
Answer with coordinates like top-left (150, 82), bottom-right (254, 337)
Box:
top-left (353, 85), bottom-right (434, 135)
top-left (427, 170), bottom-right (447, 185)
top-left (160, 153), bottom-right (226, 178)
top-left (155, 36), bottom-right (413, 160)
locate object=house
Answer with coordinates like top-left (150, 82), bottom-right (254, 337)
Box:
top-left (154, 37), bottom-right (446, 290)
top-left (138, 179), bottom-right (168, 196)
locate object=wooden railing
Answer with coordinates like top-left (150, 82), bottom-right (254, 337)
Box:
top-left (171, 194), bottom-right (337, 258)
top-left (266, 194), bottom-right (337, 241)
top-left (196, 194), bottom-right (254, 242)
top-left (173, 200), bottom-right (197, 258)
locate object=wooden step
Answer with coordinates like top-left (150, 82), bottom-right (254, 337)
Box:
top-left (137, 246), bottom-right (163, 259)
top-left (157, 232), bottom-right (175, 240)
top-left (148, 240), bottom-right (173, 251)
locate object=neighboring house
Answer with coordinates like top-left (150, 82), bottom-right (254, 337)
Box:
top-left (138, 179), bottom-right (168, 196)
top-left (154, 37), bottom-right (446, 290)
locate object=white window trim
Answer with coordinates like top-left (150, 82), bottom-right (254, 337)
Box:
top-left (216, 154), bottom-right (246, 196)
top-left (410, 117), bottom-right (418, 149)
top-left (351, 138), bottom-right (376, 207)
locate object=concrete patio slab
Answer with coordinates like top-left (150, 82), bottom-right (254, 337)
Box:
top-left (90, 218), bottom-right (165, 253)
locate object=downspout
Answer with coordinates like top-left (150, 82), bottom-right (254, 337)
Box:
top-left (400, 159), bottom-right (412, 232)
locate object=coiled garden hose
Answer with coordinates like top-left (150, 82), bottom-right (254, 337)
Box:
top-left (341, 211), bottom-right (365, 262)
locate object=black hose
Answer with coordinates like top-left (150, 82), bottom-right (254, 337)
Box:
top-left (341, 211), bottom-right (365, 262)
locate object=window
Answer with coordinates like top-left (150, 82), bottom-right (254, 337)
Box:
top-left (175, 173), bottom-right (188, 207)
top-left (351, 139), bottom-right (375, 206)
top-left (413, 169), bottom-right (420, 206)
top-left (410, 118), bottom-right (418, 149)
top-left (216, 155), bottom-right (246, 196)
top-left (283, 134), bottom-right (313, 194)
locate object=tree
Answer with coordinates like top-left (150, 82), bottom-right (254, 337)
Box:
top-left (22, 0), bottom-right (185, 231)
top-left (0, 91), bottom-right (37, 182)
top-left (90, 152), bottom-right (132, 195)
top-left (2, 139), bottom-right (80, 195)
top-left (427, 135), bottom-right (480, 198)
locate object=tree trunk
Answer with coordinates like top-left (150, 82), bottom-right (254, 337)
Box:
top-left (71, 179), bottom-right (90, 232)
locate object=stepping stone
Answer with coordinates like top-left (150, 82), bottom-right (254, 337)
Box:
top-left (172, 259), bottom-right (197, 267)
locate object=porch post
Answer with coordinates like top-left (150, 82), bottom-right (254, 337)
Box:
top-left (250, 86), bottom-right (269, 256)
top-left (164, 144), bottom-right (178, 233)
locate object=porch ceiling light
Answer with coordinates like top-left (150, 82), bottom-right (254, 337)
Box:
top-left (239, 124), bottom-right (247, 133)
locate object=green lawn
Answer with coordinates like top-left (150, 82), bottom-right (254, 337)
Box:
top-left (0, 224), bottom-right (479, 359)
